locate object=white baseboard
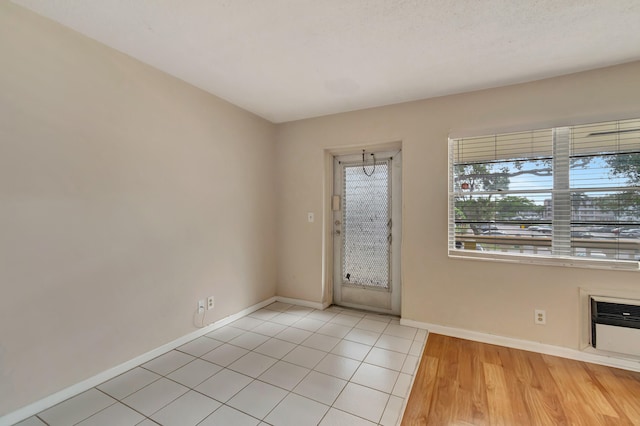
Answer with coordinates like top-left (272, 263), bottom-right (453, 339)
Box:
top-left (1, 296), bottom-right (277, 426)
top-left (400, 318), bottom-right (640, 373)
top-left (275, 296), bottom-right (329, 310)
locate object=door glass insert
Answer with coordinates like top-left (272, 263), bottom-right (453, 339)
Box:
top-left (342, 162), bottom-right (390, 289)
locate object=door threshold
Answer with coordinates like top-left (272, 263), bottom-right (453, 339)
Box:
top-left (330, 302), bottom-right (399, 318)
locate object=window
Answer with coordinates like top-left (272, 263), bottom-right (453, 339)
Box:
top-left (448, 118), bottom-right (640, 270)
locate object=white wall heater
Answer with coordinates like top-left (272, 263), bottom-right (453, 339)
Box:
top-left (591, 296), bottom-right (640, 357)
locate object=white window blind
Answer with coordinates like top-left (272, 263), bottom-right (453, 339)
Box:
top-left (448, 118), bottom-right (640, 270)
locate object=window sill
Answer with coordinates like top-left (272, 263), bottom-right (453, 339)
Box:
top-left (448, 250), bottom-right (640, 271)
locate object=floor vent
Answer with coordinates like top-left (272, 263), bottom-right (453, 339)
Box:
top-left (591, 296), bottom-right (640, 357)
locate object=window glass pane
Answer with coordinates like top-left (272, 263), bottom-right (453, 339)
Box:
top-left (454, 192), bottom-right (552, 255)
top-left (454, 158), bottom-right (552, 192)
top-left (570, 154), bottom-right (639, 189)
top-left (455, 193), bottom-right (550, 229)
top-left (570, 190), bottom-right (640, 224)
top-left (450, 118), bottom-right (640, 268)
top-left (569, 190), bottom-right (640, 261)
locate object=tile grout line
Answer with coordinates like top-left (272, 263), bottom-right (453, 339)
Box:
top-left (227, 305), bottom-right (400, 424)
top-left (88, 387), bottom-right (147, 426)
top-left (27, 303), bottom-right (420, 426)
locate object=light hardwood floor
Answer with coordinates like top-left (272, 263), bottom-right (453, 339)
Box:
top-left (402, 333), bottom-right (640, 425)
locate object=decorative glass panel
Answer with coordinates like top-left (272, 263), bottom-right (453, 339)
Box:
top-left (342, 163), bottom-right (390, 288)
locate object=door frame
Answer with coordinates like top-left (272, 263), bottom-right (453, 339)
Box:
top-left (321, 141), bottom-right (403, 315)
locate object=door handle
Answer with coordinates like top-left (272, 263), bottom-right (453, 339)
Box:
top-left (336, 230), bottom-right (341, 235)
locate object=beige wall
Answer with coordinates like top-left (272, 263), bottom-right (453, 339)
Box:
top-left (276, 61), bottom-right (640, 349)
top-left (3, 0), bottom-right (640, 417)
top-left (0, 3), bottom-right (276, 416)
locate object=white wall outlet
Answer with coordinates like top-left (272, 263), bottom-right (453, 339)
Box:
top-left (307, 212), bottom-right (314, 222)
top-left (535, 309), bottom-right (546, 325)
top-left (198, 299), bottom-right (205, 314)
top-left (207, 296), bottom-right (214, 310)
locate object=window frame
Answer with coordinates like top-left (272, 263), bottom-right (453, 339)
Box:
top-left (448, 120), bottom-right (640, 272)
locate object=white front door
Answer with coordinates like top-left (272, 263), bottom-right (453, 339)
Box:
top-left (332, 150), bottom-right (402, 315)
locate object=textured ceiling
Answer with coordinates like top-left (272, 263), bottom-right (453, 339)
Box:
top-left (12, 0), bottom-right (640, 123)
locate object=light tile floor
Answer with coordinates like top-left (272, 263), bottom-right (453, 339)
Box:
top-left (17, 302), bottom-right (426, 426)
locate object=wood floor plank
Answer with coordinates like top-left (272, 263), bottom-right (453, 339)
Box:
top-left (402, 355), bottom-right (439, 425)
top-left (428, 333), bottom-right (461, 425)
top-left (521, 386), bottom-right (567, 426)
top-left (454, 339), bottom-right (488, 424)
top-left (484, 362), bottom-right (516, 426)
top-left (585, 363), bottom-right (640, 424)
top-left (510, 344), bottom-right (537, 387)
top-left (495, 345), bottom-right (532, 426)
top-left (423, 332), bottom-right (447, 359)
top-left (401, 333), bottom-right (640, 426)
top-left (543, 354), bottom-right (618, 420)
top-left (540, 355), bottom-right (606, 424)
top-left (479, 339), bottom-right (503, 366)
top-left (521, 353), bottom-right (569, 425)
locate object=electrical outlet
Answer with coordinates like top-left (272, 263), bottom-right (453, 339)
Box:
top-left (198, 299), bottom-right (205, 314)
top-left (535, 309), bottom-right (546, 325)
top-left (207, 296), bottom-right (214, 310)
top-left (307, 212), bottom-right (314, 223)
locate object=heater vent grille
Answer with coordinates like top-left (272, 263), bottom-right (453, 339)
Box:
top-left (591, 296), bottom-right (640, 357)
